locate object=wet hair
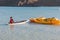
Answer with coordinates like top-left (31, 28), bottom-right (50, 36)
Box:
top-left (10, 17), bottom-right (12, 18)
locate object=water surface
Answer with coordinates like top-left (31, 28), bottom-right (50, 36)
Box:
top-left (0, 7), bottom-right (60, 40)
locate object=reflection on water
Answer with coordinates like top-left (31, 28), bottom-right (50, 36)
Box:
top-left (9, 25), bottom-right (14, 30)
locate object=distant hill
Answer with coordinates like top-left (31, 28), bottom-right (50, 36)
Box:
top-left (0, 0), bottom-right (60, 6)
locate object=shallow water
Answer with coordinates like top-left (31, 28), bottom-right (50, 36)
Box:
top-left (0, 7), bottom-right (60, 40)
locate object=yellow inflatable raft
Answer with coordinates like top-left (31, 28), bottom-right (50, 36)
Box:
top-left (30, 17), bottom-right (60, 25)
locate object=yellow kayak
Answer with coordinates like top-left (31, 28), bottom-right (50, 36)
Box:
top-left (30, 17), bottom-right (60, 25)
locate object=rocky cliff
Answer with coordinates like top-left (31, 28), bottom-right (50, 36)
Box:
top-left (0, 0), bottom-right (60, 6)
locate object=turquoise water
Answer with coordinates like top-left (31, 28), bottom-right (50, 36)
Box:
top-left (0, 7), bottom-right (60, 40)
